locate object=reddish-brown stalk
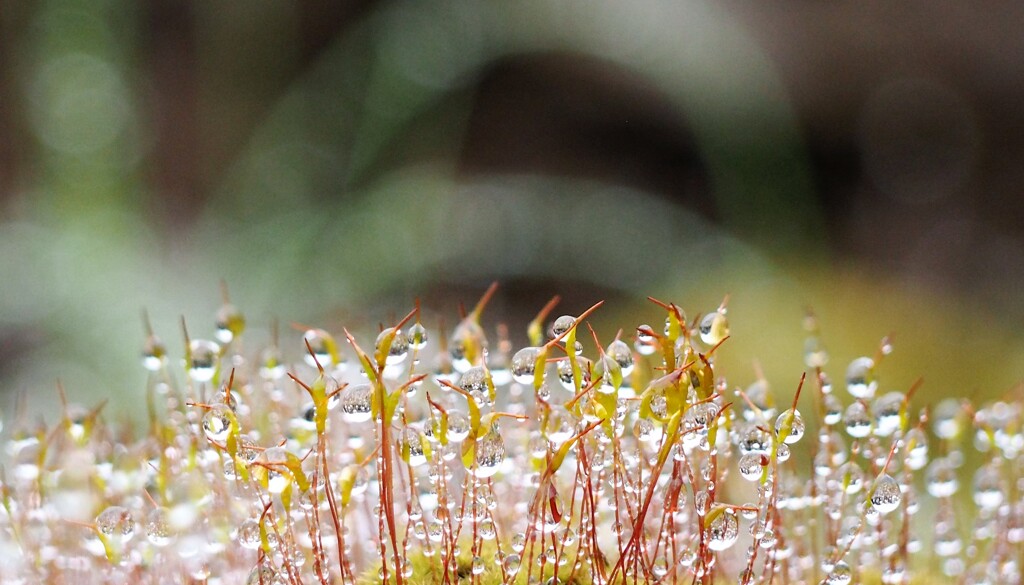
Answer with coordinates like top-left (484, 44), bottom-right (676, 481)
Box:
top-left (483, 478), bottom-right (508, 584)
top-left (737, 373), bottom-right (805, 583)
top-left (610, 372), bottom-right (711, 583)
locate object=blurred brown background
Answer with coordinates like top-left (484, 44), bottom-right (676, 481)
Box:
top-left (1, 0), bottom-right (1023, 419)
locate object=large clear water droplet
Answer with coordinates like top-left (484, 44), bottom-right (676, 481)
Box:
top-left (459, 366), bottom-right (492, 406)
top-left (256, 447), bottom-right (291, 494)
top-left (870, 474), bottom-right (901, 515)
top-left (607, 339), bottom-right (634, 377)
top-left (872, 392), bottom-right (904, 437)
top-left (237, 518), bottom-right (261, 550)
top-left (838, 461), bottom-right (865, 495)
top-left (302, 329), bottom-right (338, 369)
top-left (843, 402), bottom-right (872, 438)
top-left (825, 561), bottom-right (852, 585)
top-left (187, 339), bottom-right (220, 382)
top-left (973, 465), bottom-right (1004, 510)
top-left (925, 458), bottom-right (958, 498)
top-left (473, 429), bottom-right (505, 478)
top-left (142, 334), bottom-right (167, 371)
top-left (706, 508), bottom-right (739, 551)
top-left (246, 564), bottom-right (278, 585)
top-left (96, 505), bottom-right (135, 543)
top-left (450, 320), bottom-right (487, 373)
top-left (376, 328), bottom-right (409, 366)
top-left (403, 427), bottom-right (427, 467)
top-left (845, 357), bottom-right (877, 399)
top-left (823, 394), bottom-right (843, 425)
top-left (202, 403), bottom-right (233, 443)
top-left (699, 311), bottom-right (729, 346)
top-left (551, 315), bottom-right (576, 338)
top-left (214, 303), bottom-right (245, 344)
top-left (635, 325), bottom-right (658, 356)
top-left (511, 347), bottom-right (542, 385)
top-left (932, 398), bottom-right (962, 440)
top-left (557, 356), bottom-right (591, 391)
top-left (503, 553), bottom-right (521, 575)
top-left (738, 452), bottom-right (766, 482)
top-left (145, 507), bottom-right (174, 547)
top-left (775, 408), bottom-right (805, 444)
top-left (339, 384), bottom-right (373, 423)
top-left (408, 322), bottom-right (428, 350)
top-left (446, 410), bottom-right (471, 443)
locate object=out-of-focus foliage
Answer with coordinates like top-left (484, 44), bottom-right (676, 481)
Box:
top-left (0, 0), bottom-right (1022, 425)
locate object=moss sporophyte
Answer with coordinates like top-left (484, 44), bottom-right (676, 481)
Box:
top-left (0, 283), bottom-right (1019, 584)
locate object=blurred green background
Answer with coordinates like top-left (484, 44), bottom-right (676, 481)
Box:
top-left (1, 0), bottom-right (1023, 423)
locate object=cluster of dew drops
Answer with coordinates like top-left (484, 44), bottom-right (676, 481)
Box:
top-left (0, 286), bottom-right (1022, 585)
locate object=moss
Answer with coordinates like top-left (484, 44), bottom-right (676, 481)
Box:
top-left (358, 547), bottom-right (597, 585)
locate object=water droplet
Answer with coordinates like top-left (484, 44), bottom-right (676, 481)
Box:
top-left (446, 410), bottom-right (471, 443)
top-left (547, 408), bottom-right (576, 445)
top-left (775, 408), bottom-right (805, 444)
top-left (473, 429), bottom-right (505, 478)
top-left (843, 402), bottom-right (872, 438)
top-left (925, 458), bottom-right (958, 498)
top-left (256, 447), bottom-right (292, 494)
top-left (402, 427), bottom-right (427, 467)
top-left (450, 320), bottom-right (487, 373)
top-left (145, 507), bottom-right (174, 547)
top-left (607, 339), bottom-right (634, 377)
top-left (503, 552), bottom-right (522, 575)
top-left (511, 347), bottom-right (542, 385)
top-left (246, 564), bottom-right (278, 585)
top-left (744, 380), bottom-right (775, 421)
top-left (825, 561), bottom-right (852, 585)
top-left (557, 356), bottom-right (591, 391)
top-left (593, 354), bottom-right (621, 394)
top-left (511, 533), bottom-right (526, 552)
top-left (845, 357), bottom-right (877, 399)
top-left (408, 322), bottom-right (428, 350)
top-left (838, 461), bottom-right (865, 494)
top-left (187, 339), bottom-right (220, 382)
top-left (934, 529), bottom-right (962, 557)
top-left (872, 392), bottom-right (904, 437)
top-left (259, 346), bottom-right (285, 379)
top-left (303, 329), bottom-right (338, 369)
top-left (215, 303), bottom-right (245, 344)
top-left (459, 366), bottom-right (492, 406)
top-left (738, 453), bottom-right (766, 482)
top-left (551, 315), bottom-right (576, 338)
top-left (633, 418), bottom-right (659, 443)
top-left (803, 336), bottom-right (829, 368)
top-left (202, 403), bottom-right (233, 443)
top-left (237, 518), bottom-right (261, 550)
top-left (96, 505), bottom-right (135, 543)
top-left (777, 443), bottom-right (791, 462)
top-left (376, 328), bottom-right (409, 366)
top-left (635, 325), bottom-right (657, 356)
top-left (699, 311), bottom-right (729, 346)
top-left (973, 464), bottom-right (1004, 509)
top-left (823, 394), bottom-right (843, 425)
top-left (142, 334), bottom-right (167, 371)
top-left (870, 474), bottom-right (901, 515)
top-left (706, 508), bottom-right (739, 551)
top-left (339, 384), bottom-right (373, 423)
top-left (737, 426), bottom-right (771, 455)
top-left (904, 427), bottom-right (929, 470)
top-left (932, 398), bottom-right (962, 440)
top-left (479, 519), bottom-right (495, 540)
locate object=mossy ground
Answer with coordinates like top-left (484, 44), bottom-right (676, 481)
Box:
top-left (359, 549), bottom-right (938, 584)
top-left (357, 547), bottom-right (595, 585)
